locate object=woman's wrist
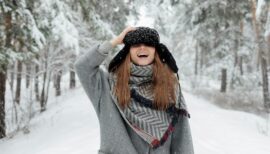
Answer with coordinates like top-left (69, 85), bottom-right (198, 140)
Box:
top-left (110, 39), bottom-right (119, 48)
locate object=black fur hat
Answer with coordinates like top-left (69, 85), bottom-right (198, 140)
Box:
top-left (108, 27), bottom-right (178, 73)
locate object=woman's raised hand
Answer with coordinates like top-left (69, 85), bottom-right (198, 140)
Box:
top-left (110, 26), bottom-right (136, 48)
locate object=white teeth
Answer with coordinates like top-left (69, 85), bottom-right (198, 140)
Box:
top-left (137, 53), bottom-right (148, 56)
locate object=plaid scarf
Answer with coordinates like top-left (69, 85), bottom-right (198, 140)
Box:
top-left (109, 63), bottom-right (190, 149)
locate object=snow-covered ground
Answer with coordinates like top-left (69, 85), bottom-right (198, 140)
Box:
top-left (0, 84), bottom-right (270, 154)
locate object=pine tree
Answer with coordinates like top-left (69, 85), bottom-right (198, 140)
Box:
top-left (0, 0), bottom-right (15, 139)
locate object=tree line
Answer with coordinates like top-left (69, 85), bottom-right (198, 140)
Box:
top-left (0, 0), bottom-right (133, 139)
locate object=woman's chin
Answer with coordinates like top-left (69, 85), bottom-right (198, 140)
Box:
top-left (132, 60), bottom-right (153, 66)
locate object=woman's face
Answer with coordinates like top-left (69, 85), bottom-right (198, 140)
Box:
top-left (129, 43), bottom-right (155, 66)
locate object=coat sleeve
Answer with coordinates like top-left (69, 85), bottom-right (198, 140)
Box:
top-left (74, 41), bottom-right (112, 116)
top-left (171, 85), bottom-right (194, 153)
top-left (170, 115), bottom-right (194, 154)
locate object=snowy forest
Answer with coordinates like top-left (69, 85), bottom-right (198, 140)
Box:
top-left (0, 0), bottom-right (270, 153)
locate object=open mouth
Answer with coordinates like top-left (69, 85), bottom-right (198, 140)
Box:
top-left (137, 53), bottom-right (149, 58)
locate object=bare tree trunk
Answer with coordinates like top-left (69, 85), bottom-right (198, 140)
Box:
top-left (240, 56), bottom-right (244, 75)
top-left (55, 70), bottom-right (62, 96)
top-left (239, 20), bottom-right (244, 76)
top-left (230, 32), bottom-right (240, 90)
top-left (40, 70), bottom-right (47, 112)
top-left (0, 9), bottom-right (13, 139)
top-left (35, 58), bottom-right (40, 101)
top-left (70, 66), bottom-right (76, 89)
top-left (15, 60), bottom-right (22, 104)
top-left (233, 39), bottom-right (239, 67)
top-left (261, 58), bottom-right (270, 109)
top-left (199, 47), bottom-right (203, 71)
top-left (45, 71), bottom-right (52, 104)
top-left (220, 68), bottom-right (227, 93)
top-left (69, 54), bottom-right (76, 89)
top-left (10, 63), bottom-right (15, 91)
top-left (40, 46), bottom-right (49, 112)
top-left (0, 64), bottom-right (7, 138)
top-left (199, 42), bottom-right (206, 75)
top-left (26, 62), bottom-right (31, 89)
top-left (195, 42), bottom-right (199, 75)
top-left (40, 48), bottom-right (48, 112)
top-left (267, 35), bottom-right (270, 66)
top-left (251, 0), bottom-right (270, 111)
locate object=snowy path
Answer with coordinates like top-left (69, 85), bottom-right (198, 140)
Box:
top-left (188, 93), bottom-right (270, 154)
top-left (0, 86), bottom-right (270, 154)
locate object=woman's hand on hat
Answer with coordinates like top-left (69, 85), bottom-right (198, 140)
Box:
top-left (110, 26), bottom-right (136, 48)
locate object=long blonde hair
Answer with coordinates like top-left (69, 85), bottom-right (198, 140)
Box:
top-left (113, 52), bottom-right (178, 110)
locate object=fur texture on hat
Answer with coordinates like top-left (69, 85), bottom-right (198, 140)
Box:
top-left (123, 27), bottom-right (160, 47)
top-left (108, 27), bottom-right (178, 73)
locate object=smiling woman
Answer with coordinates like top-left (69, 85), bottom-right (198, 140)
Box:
top-left (75, 26), bottom-right (194, 154)
top-left (129, 44), bottom-right (156, 65)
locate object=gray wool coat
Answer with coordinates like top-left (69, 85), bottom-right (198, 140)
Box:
top-left (74, 41), bottom-right (194, 154)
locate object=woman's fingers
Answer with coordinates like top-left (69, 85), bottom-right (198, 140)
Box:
top-left (119, 26), bottom-right (136, 42)
top-left (110, 26), bottom-right (136, 47)
top-left (123, 26), bottom-right (136, 35)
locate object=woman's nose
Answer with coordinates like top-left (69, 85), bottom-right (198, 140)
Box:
top-left (139, 44), bottom-right (145, 49)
